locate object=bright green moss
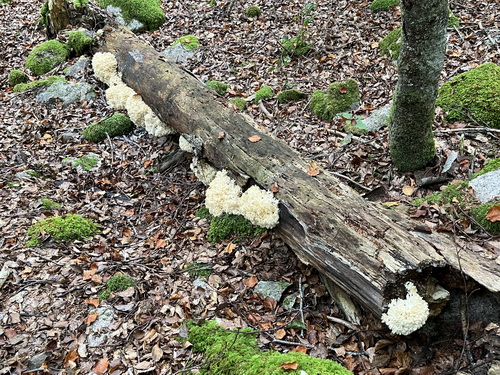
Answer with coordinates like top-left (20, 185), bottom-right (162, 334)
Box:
top-left (276, 89), bottom-right (307, 103)
top-left (245, 5), bottom-right (261, 18)
top-left (255, 85), bottom-right (274, 103)
top-left (448, 11), bottom-right (460, 28)
top-left (13, 75), bottom-right (66, 93)
top-left (73, 0), bottom-right (88, 7)
top-left (98, 0), bottom-right (165, 31)
top-left (412, 181), bottom-right (469, 206)
top-left (281, 36), bottom-right (310, 57)
top-left (206, 80), bottom-right (229, 95)
top-left (188, 320), bottom-right (353, 375)
top-left (8, 70), bottom-right (28, 87)
top-left (99, 274), bottom-right (135, 300)
top-left (380, 28), bottom-right (402, 60)
top-left (436, 63), bottom-right (500, 129)
top-left (41, 198), bottom-right (61, 210)
top-left (39, 2), bottom-right (49, 25)
top-left (83, 113), bottom-right (134, 143)
top-left (68, 31), bottom-right (94, 56)
top-left (471, 158), bottom-right (500, 179)
top-left (309, 79), bottom-right (360, 122)
top-left (64, 154), bottom-right (99, 170)
top-left (25, 214), bottom-right (98, 247)
top-left (173, 34), bottom-right (200, 50)
top-left (470, 201), bottom-right (500, 234)
top-left (370, 0), bottom-right (398, 12)
top-left (208, 214), bottom-right (265, 243)
top-left (230, 97), bottom-right (247, 110)
top-left (25, 40), bottom-right (70, 76)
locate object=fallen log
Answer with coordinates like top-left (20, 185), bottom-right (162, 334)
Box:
top-left (99, 25), bottom-right (500, 319)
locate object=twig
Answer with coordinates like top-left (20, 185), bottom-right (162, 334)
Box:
top-left (436, 127), bottom-right (500, 134)
top-left (298, 277), bottom-right (305, 336)
top-left (106, 133), bottom-right (114, 165)
top-left (331, 171), bottom-right (371, 192)
top-left (272, 339), bottom-right (314, 349)
top-left (258, 100), bottom-right (274, 119)
top-left (326, 315), bottom-right (358, 331)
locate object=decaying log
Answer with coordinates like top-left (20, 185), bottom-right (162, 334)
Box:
top-left (99, 25), bottom-right (500, 318)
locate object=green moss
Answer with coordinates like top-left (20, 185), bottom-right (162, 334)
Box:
top-left (185, 262), bottom-right (213, 278)
top-left (448, 11), bottom-right (460, 28)
top-left (98, 0), bottom-right (165, 31)
top-left (73, 0), bottom-right (88, 7)
top-left (8, 70), bottom-right (29, 87)
top-left (230, 97), bottom-right (247, 110)
top-left (255, 85), bottom-right (274, 103)
top-left (472, 158), bottom-right (500, 179)
top-left (188, 320), bottom-right (352, 375)
top-left (206, 80), bottom-right (229, 95)
top-left (25, 214), bottom-right (98, 247)
top-left (39, 2), bottom-right (49, 25)
top-left (25, 40), bottom-right (70, 76)
top-left (413, 181), bottom-right (469, 206)
top-left (83, 113), bottom-right (134, 143)
top-left (276, 89), bottom-right (307, 103)
top-left (41, 198), bottom-right (61, 210)
top-left (68, 31), bottom-right (94, 56)
top-left (173, 34), bottom-right (200, 50)
top-left (309, 79), bottom-right (360, 121)
top-left (470, 201), bottom-right (500, 234)
top-left (99, 274), bottom-right (135, 300)
top-left (13, 75), bottom-right (66, 93)
top-left (370, 0), bottom-right (398, 12)
top-left (436, 63), bottom-right (500, 129)
top-left (26, 170), bottom-right (41, 178)
top-left (208, 214), bottom-right (265, 243)
top-left (245, 5), bottom-right (261, 18)
top-left (281, 36), bottom-right (310, 58)
top-left (64, 154), bottom-right (99, 171)
top-left (380, 28), bottom-right (402, 60)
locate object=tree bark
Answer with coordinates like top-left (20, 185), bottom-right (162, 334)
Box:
top-left (99, 26), bottom-right (499, 319)
top-left (389, 0), bottom-right (448, 172)
top-left (47, 0), bottom-right (70, 38)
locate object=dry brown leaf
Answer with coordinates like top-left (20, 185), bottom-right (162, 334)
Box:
top-left (218, 131), bottom-right (226, 139)
top-left (243, 275), bottom-right (258, 288)
top-left (307, 161), bottom-right (320, 176)
top-left (402, 185), bottom-right (414, 196)
top-left (485, 206), bottom-right (500, 222)
top-left (271, 182), bottom-right (279, 193)
top-left (151, 344), bottom-right (163, 362)
top-left (85, 299), bottom-right (100, 308)
top-left (280, 361), bottom-right (298, 370)
top-left (225, 242), bottom-right (237, 254)
top-left (64, 349), bottom-right (79, 367)
top-left (292, 345), bottom-right (308, 354)
top-left (85, 313), bottom-right (99, 326)
top-left (248, 135), bottom-right (262, 143)
top-left (93, 357), bottom-right (109, 375)
top-left (275, 328), bottom-right (286, 339)
top-left (384, 201), bottom-right (399, 207)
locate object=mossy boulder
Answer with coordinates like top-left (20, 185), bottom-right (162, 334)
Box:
top-left (82, 113), bottom-right (134, 143)
top-left (276, 89), bottom-right (307, 103)
top-left (380, 28), bottom-right (402, 60)
top-left (310, 79), bottom-right (360, 122)
top-left (281, 36), bottom-right (310, 57)
top-left (245, 5), bottom-right (261, 18)
top-left (206, 80), bottom-right (229, 95)
top-left (188, 320), bottom-right (353, 375)
top-left (173, 34), bottom-right (200, 50)
top-left (25, 214), bottom-right (98, 247)
top-left (370, 0), bottom-right (398, 12)
top-left (8, 70), bottom-right (29, 87)
top-left (230, 97), bottom-right (247, 110)
top-left (255, 85), bottom-right (274, 103)
top-left (25, 40), bottom-right (70, 76)
top-left (98, 0), bottom-right (165, 31)
top-left (13, 75), bottom-right (65, 93)
top-left (68, 30), bottom-right (94, 56)
top-left (470, 201), bottom-right (500, 234)
top-left (436, 62), bottom-right (500, 129)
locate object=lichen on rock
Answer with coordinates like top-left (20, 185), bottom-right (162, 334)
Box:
top-left (309, 79), bottom-right (360, 122)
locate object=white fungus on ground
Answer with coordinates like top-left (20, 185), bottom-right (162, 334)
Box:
top-left (205, 170), bottom-right (242, 217)
top-left (381, 282), bottom-right (430, 335)
top-left (238, 185), bottom-right (280, 228)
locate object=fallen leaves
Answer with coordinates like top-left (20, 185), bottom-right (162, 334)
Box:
top-left (307, 161), bottom-right (320, 176)
top-left (486, 206), bottom-right (500, 222)
top-left (93, 358), bottom-right (109, 375)
top-left (248, 135), bottom-right (262, 143)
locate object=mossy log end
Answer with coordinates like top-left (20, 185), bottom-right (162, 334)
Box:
top-left (99, 26), bottom-right (499, 318)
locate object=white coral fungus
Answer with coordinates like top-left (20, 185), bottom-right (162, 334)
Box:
top-left (381, 282), bottom-right (429, 335)
top-left (238, 185), bottom-right (280, 228)
top-left (205, 170), bottom-right (242, 217)
top-left (92, 52), bottom-right (119, 85)
top-left (144, 112), bottom-right (175, 137)
top-left (105, 82), bottom-right (135, 110)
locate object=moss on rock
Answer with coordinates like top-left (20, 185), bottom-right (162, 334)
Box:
top-left (206, 80), bottom-right (229, 95)
top-left (436, 62), bottom-right (500, 129)
top-left (255, 85), bottom-right (274, 103)
top-left (230, 97), bottom-right (247, 110)
top-left (470, 201), bottom-right (500, 234)
top-left (98, 0), bottom-right (165, 31)
top-left (245, 5), bottom-right (261, 18)
top-left (309, 79), bottom-right (360, 122)
top-left (13, 75), bottom-right (65, 93)
top-left (173, 34), bottom-right (200, 50)
top-left (25, 214), bottom-right (98, 247)
top-left (8, 69), bottom-right (29, 87)
top-left (83, 113), bottom-right (134, 143)
top-left (68, 30), bottom-right (94, 56)
top-left (276, 89), bottom-right (307, 103)
top-left (370, 0), bottom-right (398, 12)
top-left (188, 320), bottom-right (353, 375)
top-left (472, 158), bottom-right (500, 179)
top-left (25, 40), bottom-right (70, 76)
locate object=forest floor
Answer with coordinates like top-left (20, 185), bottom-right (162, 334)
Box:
top-left (0, 0), bottom-right (499, 374)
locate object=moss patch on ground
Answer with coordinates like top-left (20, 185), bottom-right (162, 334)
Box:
top-left (436, 62), bottom-right (500, 129)
top-left (471, 158), bottom-right (500, 179)
top-left (470, 201), bottom-right (500, 234)
top-left (83, 113), bottom-right (134, 143)
top-left (206, 80), bottom-right (229, 95)
top-left (185, 262), bottom-right (213, 278)
top-left (230, 97), bottom-right (246, 110)
top-left (380, 28), bottom-right (402, 60)
top-left (99, 273), bottom-right (135, 300)
top-left (25, 214), bottom-right (98, 247)
top-left (98, 0), bottom-right (165, 31)
top-left (41, 198), bottom-right (61, 210)
top-left (13, 75), bottom-right (66, 93)
top-left (173, 34), bottom-right (200, 50)
top-left (255, 85), bottom-right (274, 103)
top-left (188, 320), bottom-right (353, 375)
top-left (64, 154), bottom-right (99, 171)
top-left (245, 5), bottom-right (261, 18)
top-left (412, 181), bottom-right (469, 207)
top-left (25, 40), bottom-right (70, 76)
top-left (370, 0), bottom-right (398, 12)
top-left (8, 70), bottom-right (28, 87)
top-left (276, 89), bottom-right (307, 103)
top-left (309, 79), bottom-right (360, 122)
top-left (68, 30), bottom-right (94, 56)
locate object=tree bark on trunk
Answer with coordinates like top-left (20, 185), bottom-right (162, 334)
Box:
top-left (47, 0), bottom-right (70, 38)
top-left (98, 26), bottom-right (499, 319)
top-left (389, 0), bottom-right (448, 172)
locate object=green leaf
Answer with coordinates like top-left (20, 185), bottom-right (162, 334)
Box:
top-left (355, 120), bottom-right (367, 130)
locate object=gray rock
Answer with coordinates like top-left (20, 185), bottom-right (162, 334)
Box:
top-left (469, 169), bottom-right (500, 203)
top-left (254, 280), bottom-right (291, 301)
top-left (364, 104), bottom-right (391, 132)
top-left (65, 56), bottom-right (90, 78)
top-left (161, 43), bottom-right (195, 64)
top-left (87, 306), bottom-right (116, 347)
top-left (36, 81), bottom-right (95, 107)
top-left (105, 5), bottom-right (144, 32)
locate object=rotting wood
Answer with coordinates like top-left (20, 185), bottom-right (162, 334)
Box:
top-left (99, 25), bottom-right (500, 318)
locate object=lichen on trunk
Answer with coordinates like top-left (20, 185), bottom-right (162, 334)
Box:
top-left (389, 0), bottom-right (448, 172)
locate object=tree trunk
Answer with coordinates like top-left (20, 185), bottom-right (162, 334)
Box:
top-left (98, 26), bottom-right (499, 319)
top-left (389, 0), bottom-right (448, 172)
top-left (47, 0), bottom-right (70, 38)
